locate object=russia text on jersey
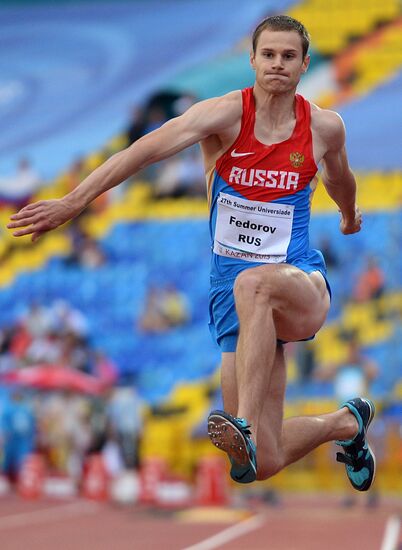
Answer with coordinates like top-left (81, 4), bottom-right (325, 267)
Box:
top-left (229, 167), bottom-right (300, 190)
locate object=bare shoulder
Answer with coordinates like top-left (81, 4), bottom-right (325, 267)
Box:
top-left (186, 90), bottom-right (242, 134)
top-left (310, 103), bottom-right (346, 151)
top-left (212, 89), bottom-right (243, 109)
top-left (199, 90), bottom-right (242, 114)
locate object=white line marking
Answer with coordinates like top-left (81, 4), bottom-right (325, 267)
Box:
top-left (0, 501), bottom-right (100, 531)
top-left (381, 515), bottom-right (401, 550)
top-left (182, 513), bottom-right (266, 550)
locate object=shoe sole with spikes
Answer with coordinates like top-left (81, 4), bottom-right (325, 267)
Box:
top-left (207, 410), bottom-right (257, 483)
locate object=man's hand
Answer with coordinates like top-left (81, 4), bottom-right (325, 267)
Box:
top-left (340, 206), bottom-right (362, 235)
top-left (7, 198), bottom-right (78, 242)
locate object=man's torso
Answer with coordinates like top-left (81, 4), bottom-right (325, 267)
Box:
top-left (201, 87), bottom-right (325, 278)
top-left (200, 88), bottom-right (327, 174)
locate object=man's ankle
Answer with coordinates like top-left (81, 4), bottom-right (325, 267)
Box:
top-left (337, 406), bottom-right (359, 441)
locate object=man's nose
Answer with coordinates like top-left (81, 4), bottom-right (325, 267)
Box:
top-left (271, 55), bottom-right (284, 69)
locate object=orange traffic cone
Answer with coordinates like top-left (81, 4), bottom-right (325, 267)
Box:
top-left (17, 454), bottom-right (46, 500)
top-left (139, 457), bottom-right (167, 505)
top-left (82, 454), bottom-right (109, 501)
top-left (195, 456), bottom-right (230, 506)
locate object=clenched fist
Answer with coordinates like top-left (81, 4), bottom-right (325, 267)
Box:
top-left (340, 206), bottom-right (362, 235)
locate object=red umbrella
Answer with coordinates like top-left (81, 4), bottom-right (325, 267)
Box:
top-left (0, 364), bottom-right (103, 395)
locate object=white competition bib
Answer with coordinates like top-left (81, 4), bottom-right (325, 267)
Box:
top-left (214, 192), bottom-right (294, 263)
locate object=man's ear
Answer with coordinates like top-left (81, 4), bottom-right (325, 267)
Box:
top-left (250, 51), bottom-right (256, 71)
top-left (302, 54), bottom-right (310, 74)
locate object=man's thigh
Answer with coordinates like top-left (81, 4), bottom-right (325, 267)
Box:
top-left (238, 264), bottom-right (330, 342)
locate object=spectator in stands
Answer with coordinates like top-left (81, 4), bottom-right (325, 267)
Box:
top-left (126, 106), bottom-right (147, 146)
top-left (35, 392), bottom-right (64, 471)
top-left (143, 106), bottom-right (167, 135)
top-left (65, 223), bottom-right (106, 269)
top-left (317, 332), bottom-right (379, 507)
top-left (65, 158), bottom-right (88, 194)
top-left (154, 147), bottom-right (206, 199)
top-left (319, 237), bottom-right (339, 271)
top-left (138, 287), bottom-right (164, 332)
top-left (138, 284), bottom-right (190, 333)
top-left (106, 384), bottom-right (143, 469)
top-left (24, 326), bottom-right (63, 365)
top-left (59, 331), bottom-right (91, 373)
top-left (0, 158), bottom-right (41, 209)
top-left (171, 93), bottom-right (197, 116)
top-left (66, 159), bottom-right (109, 214)
top-left (101, 424), bottom-right (125, 478)
top-left (21, 302), bottom-right (52, 339)
top-left (1, 390), bottom-right (36, 483)
top-left (14, 320), bottom-right (92, 373)
top-left (7, 323), bottom-right (31, 366)
top-left (91, 351), bottom-right (118, 388)
top-left (295, 340), bottom-right (316, 383)
top-left (126, 92), bottom-right (196, 149)
top-left (330, 333), bottom-right (378, 403)
top-left (63, 394), bottom-right (92, 481)
top-left (2, 300), bottom-right (117, 381)
top-left (78, 235), bottom-right (106, 269)
top-left (50, 299), bottom-right (89, 338)
top-left (161, 284), bottom-right (191, 326)
top-left (37, 392), bottom-right (91, 477)
top-left (353, 257), bottom-right (385, 303)
top-left (0, 326), bottom-right (18, 373)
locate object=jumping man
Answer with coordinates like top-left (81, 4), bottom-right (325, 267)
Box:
top-left (8, 15), bottom-right (375, 490)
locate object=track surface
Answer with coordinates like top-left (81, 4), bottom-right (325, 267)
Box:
top-left (0, 493), bottom-right (400, 549)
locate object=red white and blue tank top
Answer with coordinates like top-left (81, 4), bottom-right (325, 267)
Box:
top-left (207, 87), bottom-right (319, 281)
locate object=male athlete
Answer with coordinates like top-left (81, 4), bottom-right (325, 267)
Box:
top-left (8, 15), bottom-right (375, 490)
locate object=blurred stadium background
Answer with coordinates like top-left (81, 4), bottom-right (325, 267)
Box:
top-left (0, 0), bottom-right (401, 548)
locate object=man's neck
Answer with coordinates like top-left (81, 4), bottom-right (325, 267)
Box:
top-left (253, 83), bottom-right (297, 127)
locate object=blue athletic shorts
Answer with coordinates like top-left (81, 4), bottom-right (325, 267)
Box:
top-left (208, 251), bottom-right (331, 352)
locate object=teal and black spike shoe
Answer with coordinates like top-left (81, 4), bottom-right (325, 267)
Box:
top-left (336, 398), bottom-right (376, 492)
top-left (208, 410), bottom-right (257, 484)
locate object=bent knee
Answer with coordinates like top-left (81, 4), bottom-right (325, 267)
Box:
top-left (256, 456), bottom-right (283, 481)
top-left (234, 268), bottom-right (273, 304)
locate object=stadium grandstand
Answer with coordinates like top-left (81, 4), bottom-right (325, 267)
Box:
top-left (0, 0), bottom-right (401, 520)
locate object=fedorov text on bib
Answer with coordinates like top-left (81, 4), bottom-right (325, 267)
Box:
top-left (214, 193), bottom-right (294, 264)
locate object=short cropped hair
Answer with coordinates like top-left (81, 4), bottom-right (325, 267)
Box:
top-left (252, 15), bottom-right (310, 58)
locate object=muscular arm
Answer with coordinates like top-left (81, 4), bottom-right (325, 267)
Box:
top-left (317, 111), bottom-right (361, 235)
top-left (67, 95), bottom-right (238, 208)
top-left (8, 92), bottom-right (241, 240)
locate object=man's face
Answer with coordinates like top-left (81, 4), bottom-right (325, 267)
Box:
top-left (250, 29), bottom-right (310, 94)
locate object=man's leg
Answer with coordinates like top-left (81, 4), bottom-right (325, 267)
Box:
top-left (213, 266), bottom-right (375, 487)
top-left (220, 347), bottom-right (359, 480)
top-left (219, 346), bottom-right (286, 475)
top-left (220, 351), bottom-right (237, 416)
top-left (234, 264), bottom-right (330, 443)
top-left (255, 345), bottom-right (358, 479)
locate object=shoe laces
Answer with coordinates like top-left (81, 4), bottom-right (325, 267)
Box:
top-left (336, 452), bottom-right (356, 469)
top-left (336, 446), bottom-right (366, 470)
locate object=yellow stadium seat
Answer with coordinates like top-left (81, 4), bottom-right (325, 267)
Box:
top-left (289, 0), bottom-right (400, 55)
top-left (85, 153), bottom-right (105, 171)
top-left (107, 134), bottom-right (128, 153)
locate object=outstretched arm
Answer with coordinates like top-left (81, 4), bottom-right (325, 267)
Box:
top-left (319, 111), bottom-right (361, 235)
top-left (8, 93), bottom-right (240, 241)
